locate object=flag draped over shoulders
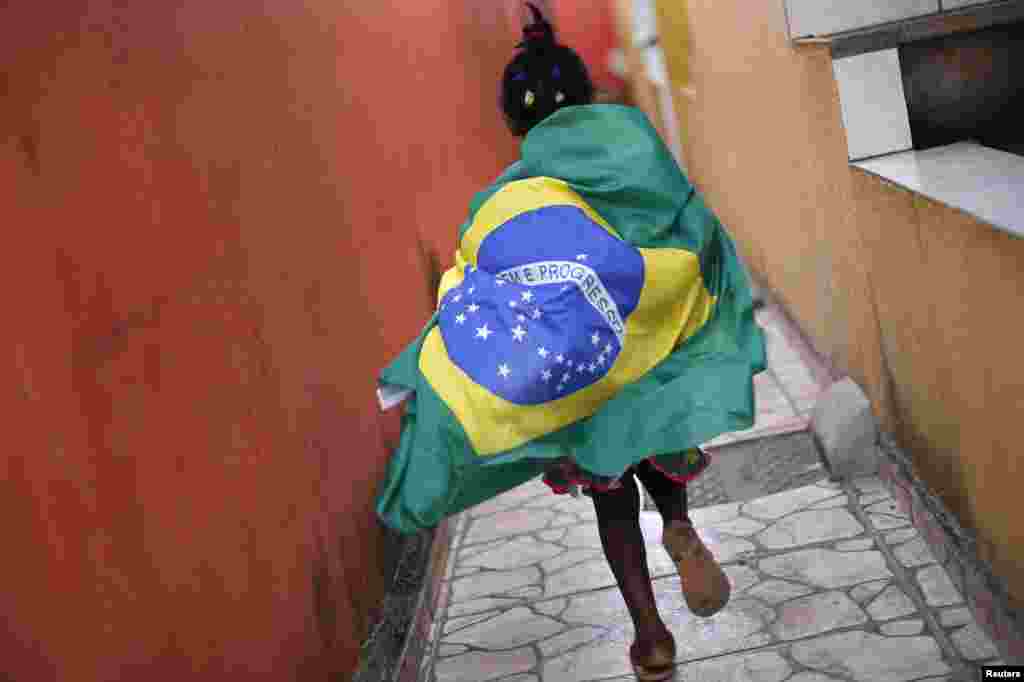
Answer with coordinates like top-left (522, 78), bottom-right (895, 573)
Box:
top-left (375, 104), bottom-right (765, 534)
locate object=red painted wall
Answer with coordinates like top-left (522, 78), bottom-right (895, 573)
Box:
top-left (550, 0), bottom-right (626, 96)
top-left (0, 1), bottom-right (520, 678)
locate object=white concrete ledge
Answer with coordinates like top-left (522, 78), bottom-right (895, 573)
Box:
top-left (853, 142), bottom-right (1024, 240)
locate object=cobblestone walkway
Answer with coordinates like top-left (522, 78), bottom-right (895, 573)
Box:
top-left (421, 475), bottom-right (1002, 681)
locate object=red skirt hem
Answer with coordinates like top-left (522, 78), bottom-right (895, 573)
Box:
top-left (541, 448), bottom-right (710, 496)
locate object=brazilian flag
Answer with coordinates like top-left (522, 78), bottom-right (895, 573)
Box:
top-left (376, 104), bottom-right (765, 534)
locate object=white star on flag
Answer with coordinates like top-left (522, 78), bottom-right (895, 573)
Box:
top-left (531, 308), bottom-right (542, 320)
top-left (541, 369), bottom-right (552, 381)
top-left (511, 325), bottom-right (526, 342)
top-left (576, 254), bottom-right (588, 261)
top-left (517, 314), bottom-right (526, 322)
top-left (597, 355), bottom-right (606, 366)
top-left (455, 313), bottom-right (466, 325)
top-left (468, 287), bottom-right (475, 294)
top-left (577, 364), bottom-right (586, 374)
top-left (604, 343), bottom-right (613, 354)
top-left (475, 324), bottom-right (492, 340)
top-left (468, 303), bottom-right (480, 313)
top-left (498, 364), bottom-right (510, 378)
top-left (495, 278), bottom-right (506, 286)
top-left (557, 384), bottom-right (565, 392)
top-left (521, 290), bottom-right (534, 302)
top-left (538, 347), bottom-right (550, 359)
top-left (591, 332), bottom-right (600, 345)
top-left (453, 294), bottom-right (462, 302)
top-left (509, 300), bottom-right (517, 308)
top-left (562, 372), bottom-right (571, 382)
top-left (588, 363), bottom-right (596, 372)
top-left (566, 360), bottom-right (573, 368)
top-left (555, 354), bottom-right (564, 364)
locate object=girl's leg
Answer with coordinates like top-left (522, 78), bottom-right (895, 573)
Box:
top-left (634, 459), bottom-right (689, 524)
top-left (634, 457), bottom-right (731, 617)
top-left (590, 472), bottom-right (672, 647)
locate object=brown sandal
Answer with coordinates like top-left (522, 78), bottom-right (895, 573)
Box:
top-left (629, 633), bottom-right (676, 681)
top-left (662, 520), bottom-right (731, 617)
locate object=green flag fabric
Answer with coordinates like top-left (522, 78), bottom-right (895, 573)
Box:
top-left (375, 104), bottom-right (765, 534)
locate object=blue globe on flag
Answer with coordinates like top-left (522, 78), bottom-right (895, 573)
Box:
top-left (437, 205), bottom-right (644, 406)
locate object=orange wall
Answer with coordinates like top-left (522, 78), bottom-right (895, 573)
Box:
top-left (0, 1), bottom-right (520, 678)
top-left (649, 0), bottom-right (1024, 605)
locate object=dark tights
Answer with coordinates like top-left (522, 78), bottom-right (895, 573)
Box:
top-left (590, 460), bottom-right (689, 643)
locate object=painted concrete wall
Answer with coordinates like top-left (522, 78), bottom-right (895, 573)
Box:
top-left (550, 0), bottom-right (626, 97)
top-left (648, 0), bottom-right (1024, 606)
top-left (0, 0), bottom-right (521, 678)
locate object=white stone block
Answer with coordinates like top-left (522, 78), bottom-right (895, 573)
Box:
top-left (811, 377), bottom-right (879, 478)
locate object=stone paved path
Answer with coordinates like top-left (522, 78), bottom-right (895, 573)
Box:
top-left (421, 475), bottom-right (1002, 681)
top-left (412, 305), bottom-right (1002, 681)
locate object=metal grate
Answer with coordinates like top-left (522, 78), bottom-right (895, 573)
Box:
top-left (353, 527), bottom-right (435, 682)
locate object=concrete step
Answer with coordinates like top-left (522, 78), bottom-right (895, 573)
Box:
top-left (644, 431), bottom-right (827, 513)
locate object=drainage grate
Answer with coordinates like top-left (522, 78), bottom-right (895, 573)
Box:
top-left (352, 526), bottom-right (434, 682)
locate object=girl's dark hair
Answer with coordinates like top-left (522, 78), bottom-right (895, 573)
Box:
top-left (501, 3), bottom-right (594, 137)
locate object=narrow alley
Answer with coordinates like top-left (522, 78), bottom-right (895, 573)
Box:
top-left (3, 1), bottom-right (1023, 680)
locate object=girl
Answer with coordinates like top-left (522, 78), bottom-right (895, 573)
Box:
top-left (375, 5), bottom-right (765, 679)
